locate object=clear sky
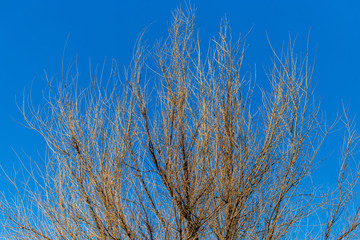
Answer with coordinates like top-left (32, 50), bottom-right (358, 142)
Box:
top-left (0, 0), bottom-right (360, 218)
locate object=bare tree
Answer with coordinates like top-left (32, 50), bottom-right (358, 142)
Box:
top-left (1, 7), bottom-right (360, 240)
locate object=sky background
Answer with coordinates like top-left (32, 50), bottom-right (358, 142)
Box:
top-left (0, 0), bottom-right (360, 209)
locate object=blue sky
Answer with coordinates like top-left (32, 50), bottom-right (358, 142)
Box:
top-left (0, 0), bottom-right (360, 212)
